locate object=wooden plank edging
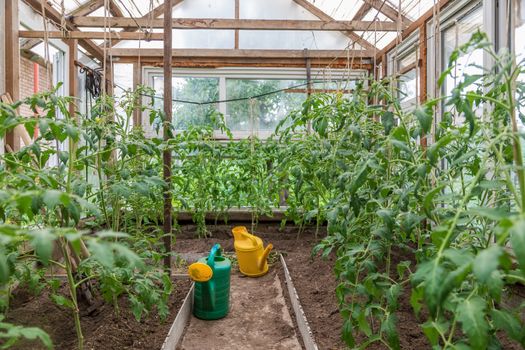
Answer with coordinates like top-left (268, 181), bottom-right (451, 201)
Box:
top-left (280, 254), bottom-right (319, 350)
top-left (161, 283), bottom-right (195, 350)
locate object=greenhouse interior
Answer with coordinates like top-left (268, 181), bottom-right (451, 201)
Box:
top-left (1, 0), bottom-right (525, 349)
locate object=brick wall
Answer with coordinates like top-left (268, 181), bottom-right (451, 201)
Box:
top-left (19, 57), bottom-right (52, 117)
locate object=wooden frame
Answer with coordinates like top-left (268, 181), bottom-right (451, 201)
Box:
top-left (70, 17), bottom-right (401, 31)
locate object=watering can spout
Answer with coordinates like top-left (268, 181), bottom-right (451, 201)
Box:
top-left (258, 244), bottom-right (273, 271)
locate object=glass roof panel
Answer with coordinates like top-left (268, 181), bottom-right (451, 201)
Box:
top-left (49, 0), bottom-right (91, 13)
top-left (305, 0), bottom-right (365, 20)
top-left (241, 0), bottom-right (317, 20)
top-left (173, 0), bottom-right (234, 19)
top-left (240, 30), bottom-right (349, 50)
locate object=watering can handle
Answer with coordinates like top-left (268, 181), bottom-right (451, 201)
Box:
top-left (207, 243), bottom-right (222, 270)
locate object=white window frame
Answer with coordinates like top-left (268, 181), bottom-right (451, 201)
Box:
top-left (387, 31), bottom-right (420, 111)
top-left (142, 66), bottom-right (367, 139)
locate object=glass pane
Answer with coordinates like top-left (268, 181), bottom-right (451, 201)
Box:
top-left (152, 76), bottom-right (220, 130)
top-left (442, 6), bottom-right (483, 124)
top-left (398, 68), bottom-right (417, 109)
top-left (442, 7), bottom-right (483, 96)
top-left (225, 79), bottom-right (306, 131)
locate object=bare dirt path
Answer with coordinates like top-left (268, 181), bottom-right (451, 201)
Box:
top-left (178, 269), bottom-right (301, 350)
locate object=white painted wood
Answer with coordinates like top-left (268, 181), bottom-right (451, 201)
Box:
top-left (280, 254), bottom-right (319, 350)
top-left (161, 283), bottom-right (195, 350)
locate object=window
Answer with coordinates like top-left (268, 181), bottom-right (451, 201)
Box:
top-left (225, 79), bottom-right (305, 132)
top-left (144, 68), bottom-right (366, 138)
top-left (441, 5), bottom-right (483, 124)
top-left (387, 33), bottom-right (419, 111)
top-left (151, 76), bottom-right (220, 130)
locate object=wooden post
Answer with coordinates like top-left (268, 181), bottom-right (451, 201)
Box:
top-left (234, 0), bottom-right (240, 49)
top-left (5, 0), bottom-right (20, 151)
top-left (69, 39), bottom-right (78, 120)
top-left (132, 61), bottom-right (142, 128)
top-left (419, 24), bottom-right (427, 149)
top-left (163, 0), bottom-right (173, 269)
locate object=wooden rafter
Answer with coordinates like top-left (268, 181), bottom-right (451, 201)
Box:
top-left (22, 0), bottom-right (104, 60)
top-left (105, 0), bottom-right (184, 48)
top-left (292, 0), bottom-right (376, 51)
top-left (20, 37), bottom-right (42, 50)
top-left (69, 0), bottom-right (104, 17)
top-left (363, 0), bottom-right (412, 26)
top-left (109, 48), bottom-right (374, 58)
top-left (353, 3), bottom-right (373, 20)
top-left (376, 0), bottom-right (452, 62)
top-left (108, 0), bottom-right (124, 18)
top-left (70, 17), bottom-right (400, 31)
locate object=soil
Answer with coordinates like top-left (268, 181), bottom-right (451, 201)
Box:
top-left (6, 278), bottom-right (191, 350)
top-left (178, 269), bottom-right (301, 350)
top-left (175, 223), bottom-right (525, 350)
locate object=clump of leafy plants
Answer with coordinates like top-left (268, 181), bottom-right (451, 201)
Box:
top-left (288, 31), bottom-right (525, 349)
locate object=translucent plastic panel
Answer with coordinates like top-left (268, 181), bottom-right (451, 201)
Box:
top-left (173, 0), bottom-right (235, 19)
top-left (355, 31), bottom-right (397, 49)
top-left (50, 0), bottom-right (91, 13)
top-left (240, 31), bottom-right (349, 50)
top-left (226, 79), bottom-right (305, 131)
top-left (114, 30), bottom-right (235, 49)
top-left (304, 0), bottom-right (365, 20)
top-left (152, 76), bottom-right (220, 130)
top-left (241, 0), bottom-right (317, 19)
top-left (114, 0), bottom-right (158, 18)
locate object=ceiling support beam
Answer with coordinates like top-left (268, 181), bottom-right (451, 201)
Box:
top-left (292, 0), bottom-right (376, 51)
top-left (68, 0), bottom-right (104, 17)
top-left (22, 0), bottom-right (104, 61)
top-left (109, 48), bottom-right (374, 59)
top-left (363, 0), bottom-right (412, 26)
top-left (105, 0), bottom-right (184, 48)
top-left (376, 0), bottom-right (452, 62)
top-left (70, 17), bottom-right (400, 31)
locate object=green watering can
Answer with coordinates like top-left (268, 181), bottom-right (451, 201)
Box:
top-left (187, 244), bottom-right (231, 320)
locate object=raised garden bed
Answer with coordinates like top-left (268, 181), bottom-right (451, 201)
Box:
top-left (6, 279), bottom-right (191, 350)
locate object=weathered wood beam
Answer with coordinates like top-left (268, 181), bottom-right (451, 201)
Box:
top-left (122, 58), bottom-right (372, 70)
top-left (22, 0), bottom-right (104, 60)
top-left (105, 0), bottom-right (184, 48)
top-left (109, 48), bottom-right (374, 58)
top-left (376, 0), bottom-right (452, 62)
top-left (108, 0), bottom-right (124, 18)
top-left (68, 0), bottom-right (104, 17)
top-left (20, 37), bottom-right (42, 50)
top-left (162, 0), bottom-right (173, 270)
top-left (292, 0), bottom-right (376, 51)
top-left (5, 0), bottom-right (20, 151)
top-left (353, 3), bottom-right (373, 20)
top-left (363, 0), bottom-right (412, 25)
top-left (70, 17), bottom-right (400, 31)
top-left (234, 0), bottom-right (240, 49)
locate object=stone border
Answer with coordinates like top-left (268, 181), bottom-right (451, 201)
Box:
top-left (161, 282), bottom-right (195, 350)
top-left (280, 254), bottom-right (319, 350)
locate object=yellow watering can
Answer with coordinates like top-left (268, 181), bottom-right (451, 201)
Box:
top-left (232, 226), bottom-right (273, 277)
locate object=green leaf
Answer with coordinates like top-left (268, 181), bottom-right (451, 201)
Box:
top-left (88, 240), bottom-right (114, 268)
top-left (381, 111), bottom-right (395, 135)
top-left (381, 313), bottom-right (400, 350)
top-left (510, 217), bottom-right (525, 274)
top-left (490, 309), bottom-right (524, 344)
top-left (51, 294), bottom-right (75, 309)
top-left (414, 105), bottom-right (433, 134)
top-left (473, 245), bottom-right (502, 283)
top-left (29, 230), bottom-right (56, 265)
top-left (456, 297), bottom-right (488, 349)
top-left (341, 319), bottom-right (355, 347)
top-left (43, 190), bottom-right (67, 210)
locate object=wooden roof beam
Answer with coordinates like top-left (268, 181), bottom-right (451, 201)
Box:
top-left (363, 0), bottom-right (412, 26)
top-left (70, 17), bottom-right (400, 31)
top-left (68, 0), bottom-right (104, 17)
top-left (109, 48), bottom-right (374, 58)
top-left (292, 0), bottom-right (376, 51)
top-left (353, 3), bottom-right (373, 20)
top-left (108, 0), bottom-right (124, 18)
top-left (22, 0), bottom-right (104, 61)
